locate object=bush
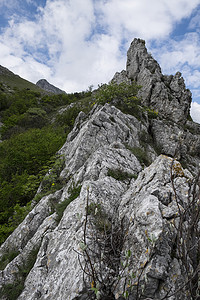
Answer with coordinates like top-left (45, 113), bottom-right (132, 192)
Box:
top-left (55, 105), bottom-right (81, 132)
top-left (95, 82), bottom-right (141, 105)
top-left (40, 156), bottom-right (65, 194)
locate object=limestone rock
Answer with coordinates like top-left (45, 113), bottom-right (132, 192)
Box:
top-left (0, 102), bottom-right (199, 300)
top-left (0, 39), bottom-right (199, 300)
top-left (113, 38), bottom-right (192, 124)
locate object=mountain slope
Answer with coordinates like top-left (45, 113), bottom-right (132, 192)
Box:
top-left (0, 39), bottom-right (199, 300)
top-left (0, 65), bottom-right (43, 93)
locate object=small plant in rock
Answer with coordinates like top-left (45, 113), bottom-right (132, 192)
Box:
top-left (125, 145), bottom-right (150, 167)
top-left (40, 155), bottom-right (65, 194)
top-left (0, 246), bottom-right (39, 300)
top-left (144, 107), bottom-right (158, 119)
top-left (0, 249), bottom-right (20, 270)
top-left (56, 183), bottom-right (82, 222)
top-left (75, 188), bottom-right (145, 299)
top-left (87, 202), bottom-right (112, 233)
top-left (107, 168), bottom-right (137, 181)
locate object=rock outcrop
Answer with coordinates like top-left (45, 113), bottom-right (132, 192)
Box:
top-left (36, 79), bottom-right (66, 94)
top-left (0, 39), bottom-right (200, 300)
top-left (113, 38), bottom-right (192, 125)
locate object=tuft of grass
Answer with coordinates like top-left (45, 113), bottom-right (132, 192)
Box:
top-left (0, 250), bottom-right (20, 270)
top-left (56, 184), bottom-right (82, 222)
top-left (107, 168), bottom-right (137, 181)
top-left (0, 246), bottom-right (39, 300)
top-left (126, 145), bottom-right (151, 166)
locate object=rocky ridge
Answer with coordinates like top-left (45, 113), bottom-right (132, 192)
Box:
top-left (0, 39), bottom-right (200, 300)
top-left (113, 38), bottom-right (192, 125)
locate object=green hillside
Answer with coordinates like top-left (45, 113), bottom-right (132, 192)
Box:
top-left (0, 65), bottom-right (43, 93)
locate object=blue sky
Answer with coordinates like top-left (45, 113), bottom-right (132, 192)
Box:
top-left (0, 0), bottom-right (200, 122)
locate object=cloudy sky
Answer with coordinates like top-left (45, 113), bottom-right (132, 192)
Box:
top-left (1, 0), bottom-right (200, 122)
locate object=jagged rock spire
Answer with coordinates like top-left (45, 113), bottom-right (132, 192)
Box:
top-left (113, 38), bottom-right (192, 124)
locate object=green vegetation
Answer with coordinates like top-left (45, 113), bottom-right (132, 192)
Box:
top-left (0, 281), bottom-right (24, 300)
top-left (107, 168), bottom-right (137, 181)
top-left (0, 78), bottom-right (157, 245)
top-left (94, 81), bottom-right (141, 105)
top-left (94, 81), bottom-right (143, 120)
top-left (0, 247), bottom-right (39, 300)
top-left (55, 184), bottom-right (82, 222)
top-left (145, 107), bottom-right (158, 119)
top-left (0, 249), bottom-right (20, 270)
top-left (0, 84), bottom-right (92, 245)
top-left (87, 202), bottom-right (111, 232)
top-left (126, 145), bottom-right (151, 166)
top-left (40, 156), bottom-right (65, 194)
top-left (0, 71), bottom-right (43, 93)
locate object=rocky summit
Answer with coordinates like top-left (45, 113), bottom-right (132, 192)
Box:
top-left (36, 79), bottom-right (66, 94)
top-left (113, 38), bottom-right (192, 125)
top-left (0, 39), bottom-right (200, 300)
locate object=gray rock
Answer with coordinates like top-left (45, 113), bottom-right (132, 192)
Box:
top-left (0, 39), bottom-right (199, 300)
top-left (112, 38), bottom-right (192, 125)
top-left (36, 79), bottom-right (66, 94)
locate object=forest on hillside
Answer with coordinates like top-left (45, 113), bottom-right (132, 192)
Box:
top-left (0, 85), bottom-right (93, 244)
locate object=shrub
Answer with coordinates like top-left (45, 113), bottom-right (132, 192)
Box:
top-left (55, 105), bottom-right (81, 132)
top-left (40, 155), bottom-right (65, 194)
top-left (95, 82), bottom-right (141, 105)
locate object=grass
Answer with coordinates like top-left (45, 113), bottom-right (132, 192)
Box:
top-left (126, 145), bottom-right (151, 166)
top-left (0, 246), bottom-right (39, 300)
top-left (0, 250), bottom-right (20, 270)
top-left (55, 184), bottom-right (82, 222)
top-left (107, 168), bottom-right (137, 181)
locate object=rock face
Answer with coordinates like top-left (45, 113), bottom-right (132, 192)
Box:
top-left (113, 38), bottom-right (192, 125)
top-left (36, 79), bottom-right (66, 94)
top-left (0, 39), bottom-right (200, 300)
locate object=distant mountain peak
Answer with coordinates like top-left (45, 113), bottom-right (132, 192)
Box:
top-left (36, 79), bottom-right (66, 94)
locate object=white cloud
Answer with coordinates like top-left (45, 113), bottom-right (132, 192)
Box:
top-left (191, 102), bottom-right (200, 123)
top-left (97, 0), bottom-right (200, 40)
top-left (151, 33), bottom-right (200, 72)
top-left (0, 0), bottom-right (200, 93)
